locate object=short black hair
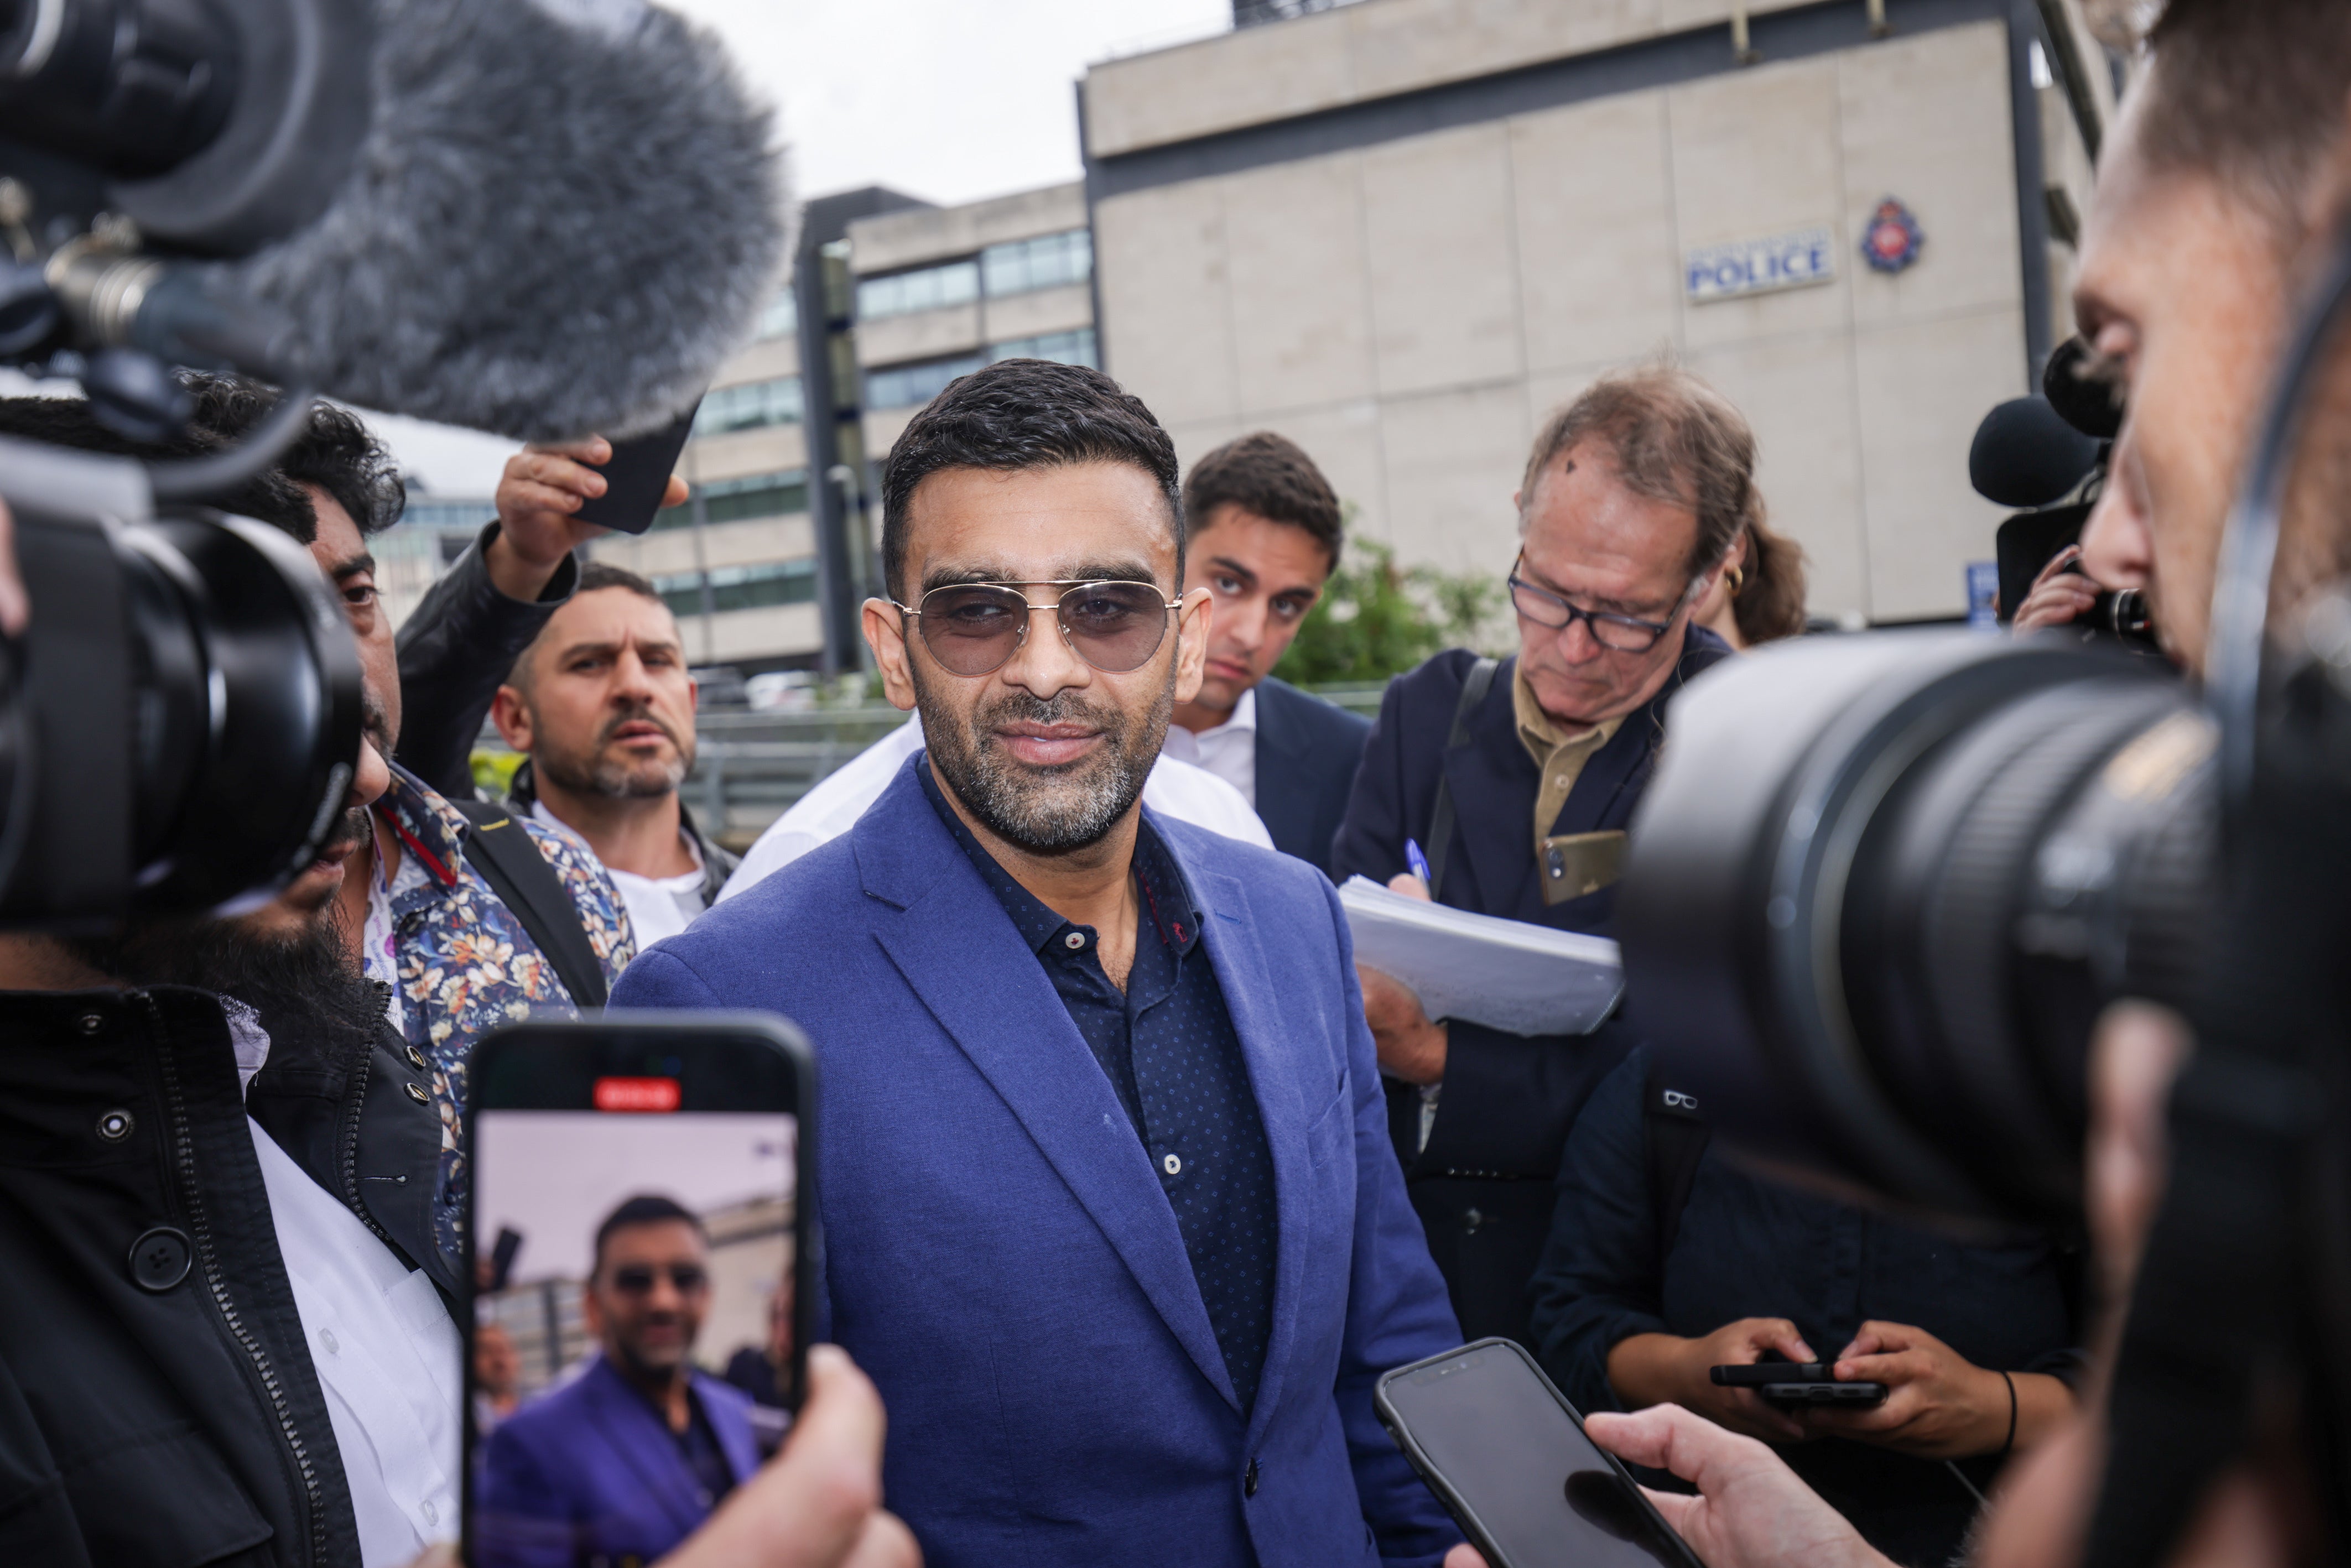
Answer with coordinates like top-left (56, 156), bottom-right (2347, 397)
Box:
top-left (878, 358), bottom-right (1183, 600)
top-left (591, 1194), bottom-right (705, 1275)
top-left (576, 560), bottom-right (663, 602)
top-left (1182, 431), bottom-right (1344, 570)
top-left (0, 393), bottom-right (315, 540)
top-left (185, 375), bottom-right (405, 538)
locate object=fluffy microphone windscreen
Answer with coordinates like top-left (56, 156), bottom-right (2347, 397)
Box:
top-left (1968, 395), bottom-right (2103, 508)
top-left (215, 0), bottom-right (787, 440)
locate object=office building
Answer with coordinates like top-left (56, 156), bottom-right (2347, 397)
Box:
top-left (1081, 0), bottom-right (2115, 623)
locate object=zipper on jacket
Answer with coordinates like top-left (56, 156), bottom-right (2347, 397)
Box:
top-left (145, 991), bottom-right (330, 1566)
top-left (337, 1039), bottom-right (401, 1254)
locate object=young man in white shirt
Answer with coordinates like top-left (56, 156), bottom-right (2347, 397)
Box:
top-left (1163, 432), bottom-right (1371, 878)
top-left (492, 562), bottom-right (738, 949)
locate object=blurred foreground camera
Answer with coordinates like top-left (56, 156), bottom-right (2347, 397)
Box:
top-left (1620, 632), bottom-right (2212, 1230)
top-left (0, 442), bottom-right (361, 928)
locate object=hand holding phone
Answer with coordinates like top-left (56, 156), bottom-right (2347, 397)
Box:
top-left (1709, 1362), bottom-right (1889, 1409)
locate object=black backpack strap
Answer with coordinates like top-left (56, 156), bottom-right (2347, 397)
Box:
top-left (1644, 1053), bottom-right (1712, 1264)
top-left (1423, 656), bottom-right (1499, 903)
top-left (450, 798), bottom-right (609, 1010)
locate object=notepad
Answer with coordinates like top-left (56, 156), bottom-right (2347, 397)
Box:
top-left (1339, 876), bottom-right (1624, 1037)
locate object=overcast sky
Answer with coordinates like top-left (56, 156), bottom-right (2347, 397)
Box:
top-left (382, 0), bottom-right (1230, 496)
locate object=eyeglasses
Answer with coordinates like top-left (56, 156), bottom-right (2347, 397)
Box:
top-left (894, 580), bottom-right (1182, 678)
top-left (607, 1263), bottom-right (709, 1296)
top-left (1506, 557), bottom-right (1686, 653)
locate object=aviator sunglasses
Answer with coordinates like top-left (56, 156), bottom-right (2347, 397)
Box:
top-left (894, 580), bottom-right (1185, 678)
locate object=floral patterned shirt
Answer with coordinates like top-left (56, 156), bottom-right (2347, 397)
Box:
top-left (373, 764), bottom-right (636, 1257)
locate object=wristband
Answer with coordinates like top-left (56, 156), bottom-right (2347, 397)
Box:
top-left (1999, 1370), bottom-right (2017, 1458)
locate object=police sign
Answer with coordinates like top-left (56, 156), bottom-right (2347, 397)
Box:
top-left (1684, 226), bottom-right (1836, 303)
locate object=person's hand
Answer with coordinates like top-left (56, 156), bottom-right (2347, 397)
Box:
top-left (1358, 963), bottom-right (1447, 1085)
top-left (1606, 1321), bottom-right (1816, 1443)
top-left (657, 1345), bottom-right (920, 1568)
top-left (2010, 546), bottom-right (2100, 633)
top-left (1585, 1404), bottom-right (1892, 1568)
top-left (486, 437), bottom-right (690, 603)
top-left (1797, 1321), bottom-right (2067, 1460)
top-left (0, 497), bottom-right (27, 637)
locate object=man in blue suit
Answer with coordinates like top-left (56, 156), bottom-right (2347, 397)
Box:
top-left (477, 1196), bottom-right (762, 1567)
top-left (613, 359), bottom-right (1475, 1568)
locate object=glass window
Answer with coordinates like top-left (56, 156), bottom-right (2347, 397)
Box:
top-left (395, 499), bottom-right (497, 533)
top-left (855, 259), bottom-right (980, 321)
top-left (753, 290), bottom-right (796, 341)
top-left (654, 559), bottom-right (819, 618)
top-left (651, 468), bottom-right (810, 529)
top-left (990, 329), bottom-right (1098, 371)
top-left (694, 376), bottom-right (804, 436)
top-left (981, 228), bottom-right (1093, 298)
top-left (863, 353), bottom-right (987, 411)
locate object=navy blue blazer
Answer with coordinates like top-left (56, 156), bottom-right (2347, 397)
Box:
top-left (1329, 633), bottom-right (1730, 1346)
top-left (611, 758), bottom-right (1465, 1568)
top-left (475, 1356), bottom-right (761, 1568)
top-left (1252, 675), bottom-right (1373, 879)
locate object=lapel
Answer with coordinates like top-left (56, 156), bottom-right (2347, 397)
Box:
top-left (692, 1373), bottom-right (762, 1483)
top-left (1438, 655), bottom-right (1547, 923)
top-left (852, 766), bottom-right (1242, 1411)
top-left (579, 1358), bottom-right (708, 1537)
top-left (1250, 681), bottom-right (1316, 861)
top-left (1185, 850), bottom-right (1312, 1440)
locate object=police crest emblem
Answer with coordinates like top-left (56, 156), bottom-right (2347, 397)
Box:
top-left (1862, 197), bottom-right (1925, 273)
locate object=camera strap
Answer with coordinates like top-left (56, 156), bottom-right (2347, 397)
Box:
top-left (1643, 1054), bottom-right (1712, 1264)
top-left (450, 800), bottom-right (610, 1010)
top-left (1422, 657), bottom-right (1498, 904)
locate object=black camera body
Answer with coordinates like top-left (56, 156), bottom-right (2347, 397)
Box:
top-left (0, 439), bottom-right (361, 926)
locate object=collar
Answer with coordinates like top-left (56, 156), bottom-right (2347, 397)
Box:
top-left (1511, 657), bottom-right (1626, 764)
top-left (1193, 683), bottom-right (1257, 739)
top-left (528, 797), bottom-right (705, 877)
top-left (372, 762), bottom-right (469, 891)
top-left (916, 755), bottom-right (1204, 957)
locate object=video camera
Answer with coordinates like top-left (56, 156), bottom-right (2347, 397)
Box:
top-left (1621, 227), bottom-right (2351, 1564)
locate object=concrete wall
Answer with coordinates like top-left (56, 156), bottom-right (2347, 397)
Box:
top-left (1091, 19), bottom-right (2031, 622)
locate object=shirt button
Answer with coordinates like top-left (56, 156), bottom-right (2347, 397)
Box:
top-left (320, 1329), bottom-right (340, 1355)
top-left (420, 1499), bottom-right (439, 1527)
top-left (1162, 1153), bottom-right (1182, 1176)
top-left (1064, 931), bottom-right (1086, 950)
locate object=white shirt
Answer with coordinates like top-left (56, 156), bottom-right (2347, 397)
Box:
top-left (529, 799), bottom-right (706, 947)
top-left (719, 711), bottom-right (1273, 903)
top-left (225, 1004), bottom-right (462, 1567)
top-left (1159, 685), bottom-right (1258, 806)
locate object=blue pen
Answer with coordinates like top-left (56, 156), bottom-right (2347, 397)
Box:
top-left (1403, 838), bottom-right (1433, 885)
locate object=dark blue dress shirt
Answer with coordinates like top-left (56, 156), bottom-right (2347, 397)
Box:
top-left (920, 760), bottom-right (1278, 1410)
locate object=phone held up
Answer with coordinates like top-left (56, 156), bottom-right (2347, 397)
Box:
top-left (570, 401), bottom-right (701, 535)
top-left (1377, 1338), bottom-right (1703, 1568)
top-left (1710, 1362), bottom-right (1890, 1408)
top-left (463, 1015), bottom-right (816, 1565)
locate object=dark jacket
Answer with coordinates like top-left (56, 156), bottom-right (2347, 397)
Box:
top-left (395, 521), bottom-right (580, 801)
top-left (506, 758), bottom-right (739, 910)
top-left (0, 985), bottom-right (450, 1566)
top-left (1328, 632), bottom-right (1729, 1346)
top-left (1252, 675), bottom-right (1373, 879)
top-left (1529, 1048), bottom-right (2085, 1567)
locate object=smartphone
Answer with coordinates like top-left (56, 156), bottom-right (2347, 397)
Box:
top-left (464, 1014), bottom-right (815, 1562)
top-left (1710, 1362), bottom-right (1890, 1408)
top-left (571, 402), bottom-right (700, 534)
top-left (1376, 1339), bottom-right (1703, 1568)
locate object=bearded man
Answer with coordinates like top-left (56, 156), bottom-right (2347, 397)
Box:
top-left (611, 358), bottom-right (1473, 1568)
top-left (492, 561), bottom-right (737, 947)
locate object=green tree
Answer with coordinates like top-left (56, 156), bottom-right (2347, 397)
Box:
top-left (1275, 532), bottom-right (1504, 686)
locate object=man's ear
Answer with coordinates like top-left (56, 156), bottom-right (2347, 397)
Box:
top-left (1173, 586), bottom-right (1214, 707)
top-left (490, 684), bottom-right (533, 751)
top-left (861, 598), bottom-right (919, 713)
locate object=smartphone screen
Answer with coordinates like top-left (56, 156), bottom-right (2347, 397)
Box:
top-left (1378, 1340), bottom-right (1698, 1568)
top-left (571, 403), bottom-right (700, 535)
top-left (464, 1016), bottom-right (813, 1565)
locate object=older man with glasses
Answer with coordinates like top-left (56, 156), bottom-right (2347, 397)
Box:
top-left (1330, 364), bottom-right (1755, 1350)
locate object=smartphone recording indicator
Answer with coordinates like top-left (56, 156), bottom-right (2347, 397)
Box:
top-left (594, 1075), bottom-right (684, 1112)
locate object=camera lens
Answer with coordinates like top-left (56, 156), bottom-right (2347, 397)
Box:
top-left (0, 501), bottom-right (362, 924)
top-left (1620, 633), bottom-right (2212, 1227)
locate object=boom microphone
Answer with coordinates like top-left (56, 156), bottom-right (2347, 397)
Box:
top-left (2, 0), bottom-right (788, 441)
top-left (1968, 394), bottom-right (2103, 508)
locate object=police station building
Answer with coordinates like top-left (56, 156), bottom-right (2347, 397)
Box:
top-left (1079, 0), bottom-right (2115, 625)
